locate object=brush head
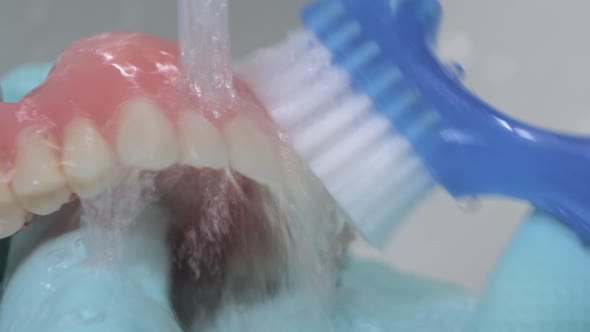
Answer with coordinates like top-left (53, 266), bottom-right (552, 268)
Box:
top-left (236, 31), bottom-right (434, 247)
top-left (302, 0), bottom-right (590, 241)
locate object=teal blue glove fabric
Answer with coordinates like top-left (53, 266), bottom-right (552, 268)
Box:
top-left (1, 217), bottom-right (476, 332)
top-left (473, 211), bottom-right (590, 331)
top-left (0, 207), bottom-right (184, 332)
top-left (1, 63), bottom-right (53, 102)
top-left (331, 258), bottom-right (476, 331)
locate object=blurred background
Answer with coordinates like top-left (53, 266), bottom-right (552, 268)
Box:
top-left (1, 0), bottom-right (586, 292)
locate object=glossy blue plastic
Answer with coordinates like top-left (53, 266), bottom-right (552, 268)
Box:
top-left (302, 0), bottom-right (590, 240)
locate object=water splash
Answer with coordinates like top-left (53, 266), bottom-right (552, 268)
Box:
top-left (448, 61), bottom-right (465, 80)
top-left (178, 0), bottom-right (235, 107)
top-left (78, 169), bottom-right (158, 265)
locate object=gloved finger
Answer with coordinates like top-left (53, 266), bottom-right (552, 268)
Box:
top-left (332, 257), bottom-right (476, 332)
top-left (474, 211), bottom-right (590, 332)
top-left (0, 63), bottom-right (53, 102)
top-left (0, 204), bottom-right (183, 332)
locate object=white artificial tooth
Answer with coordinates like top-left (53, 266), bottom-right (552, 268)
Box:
top-left (225, 113), bottom-right (280, 186)
top-left (117, 98), bottom-right (178, 170)
top-left (12, 129), bottom-right (71, 215)
top-left (0, 180), bottom-right (26, 238)
top-left (178, 111), bottom-right (228, 169)
top-left (63, 118), bottom-right (115, 199)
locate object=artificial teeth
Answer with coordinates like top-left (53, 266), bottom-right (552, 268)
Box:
top-left (63, 118), bottom-right (115, 199)
top-left (225, 113), bottom-right (280, 187)
top-left (117, 97), bottom-right (178, 171)
top-left (12, 128), bottom-right (72, 215)
top-left (178, 111), bottom-right (228, 169)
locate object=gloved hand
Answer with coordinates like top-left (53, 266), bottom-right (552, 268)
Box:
top-left (332, 212), bottom-right (590, 332)
top-left (473, 211), bottom-right (590, 332)
top-left (0, 205), bottom-right (183, 331)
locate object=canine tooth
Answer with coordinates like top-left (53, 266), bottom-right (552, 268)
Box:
top-left (0, 180), bottom-right (26, 238)
top-left (63, 118), bottom-right (115, 198)
top-left (226, 113), bottom-right (280, 186)
top-left (117, 98), bottom-right (178, 170)
top-left (12, 129), bottom-right (71, 215)
top-left (178, 111), bottom-right (228, 169)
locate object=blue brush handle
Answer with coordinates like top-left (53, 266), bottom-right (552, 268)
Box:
top-left (303, 0), bottom-right (590, 240)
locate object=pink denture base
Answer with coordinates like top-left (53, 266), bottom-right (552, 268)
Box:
top-left (0, 32), bottom-right (267, 170)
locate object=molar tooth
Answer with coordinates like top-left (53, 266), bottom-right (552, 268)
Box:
top-left (178, 111), bottom-right (228, 169)
top-left (117, 98), bottom-right (178, 170)
top-left (0, 180), bottom-right (26, 238)
top-left (63, 118), bottom-right (115, 199)
top-left (225, 113), bottom-right (280, 186)
top-left (12, 129), bottom-right (71, 215)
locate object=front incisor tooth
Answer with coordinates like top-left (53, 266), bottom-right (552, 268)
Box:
top-left (63, 118), bottom-right (115, 199)
top-left (117, 98), bottom-right (178, 170)
top-left (12, 129), bottom-right (71, 215)
top-left (178, 111), bottom-right (228, 169)
top-left (0, 180), bottom-right (26, 238)
top-left (226, 113), bottom-right (280, 187)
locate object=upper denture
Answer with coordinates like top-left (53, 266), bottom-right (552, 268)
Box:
top-left (0, 31), bottom-right (282, 238)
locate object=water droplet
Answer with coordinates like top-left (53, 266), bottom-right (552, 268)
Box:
top-left (45, 248), bottom-right (75, 272)
top-left (457, 197), bottom-right (481, 213)
top-left (46, 248), bottom-right (67, 260)
top-left (74, 238), bottom-right (88, 258)
top-left (76, 308), bottom-right (104, 324)
top-left (58, 308), bottom-right (105, 327)
top-left (39, 281), bottom-right (55, 292)
top-left (448, 62), bottom-right (465, 80)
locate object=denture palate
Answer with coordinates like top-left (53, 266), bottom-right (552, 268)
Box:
top-left (0, 32), bottom-right (282, 238)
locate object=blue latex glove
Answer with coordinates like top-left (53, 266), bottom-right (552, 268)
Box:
top-left (0, 63), bottom-right (53, 102)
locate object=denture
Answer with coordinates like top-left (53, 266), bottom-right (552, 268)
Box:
top-left (0, 31), bottom-right (283, 238)
top-left (0, 31), bottom-right (352, 331)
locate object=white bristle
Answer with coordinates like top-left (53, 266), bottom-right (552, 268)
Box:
top-left (270, 67), bottom-right (351, 129)
top-left (352, 157), bottom-right (425, 217)
top-left (236, 29), bottom-right (435, 246)
top-left (292, 94), bottom-right (372, 158)
top-left (309, 115), bottom-right (391, 179)
top-left (237, 32), bottom-right (312, 77)
top-left (334, 151), bottom-right (420, 212)
top-left (262, 50), bottom-right (332, 105)
top-left (363, 172), bottom-right (433, 245)
top-left (273, 47), bottom-right (332, 88)
top-left (327, 136), bottom-right (412, 194)
top-left (237, 32), bottom-right (333, 108)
